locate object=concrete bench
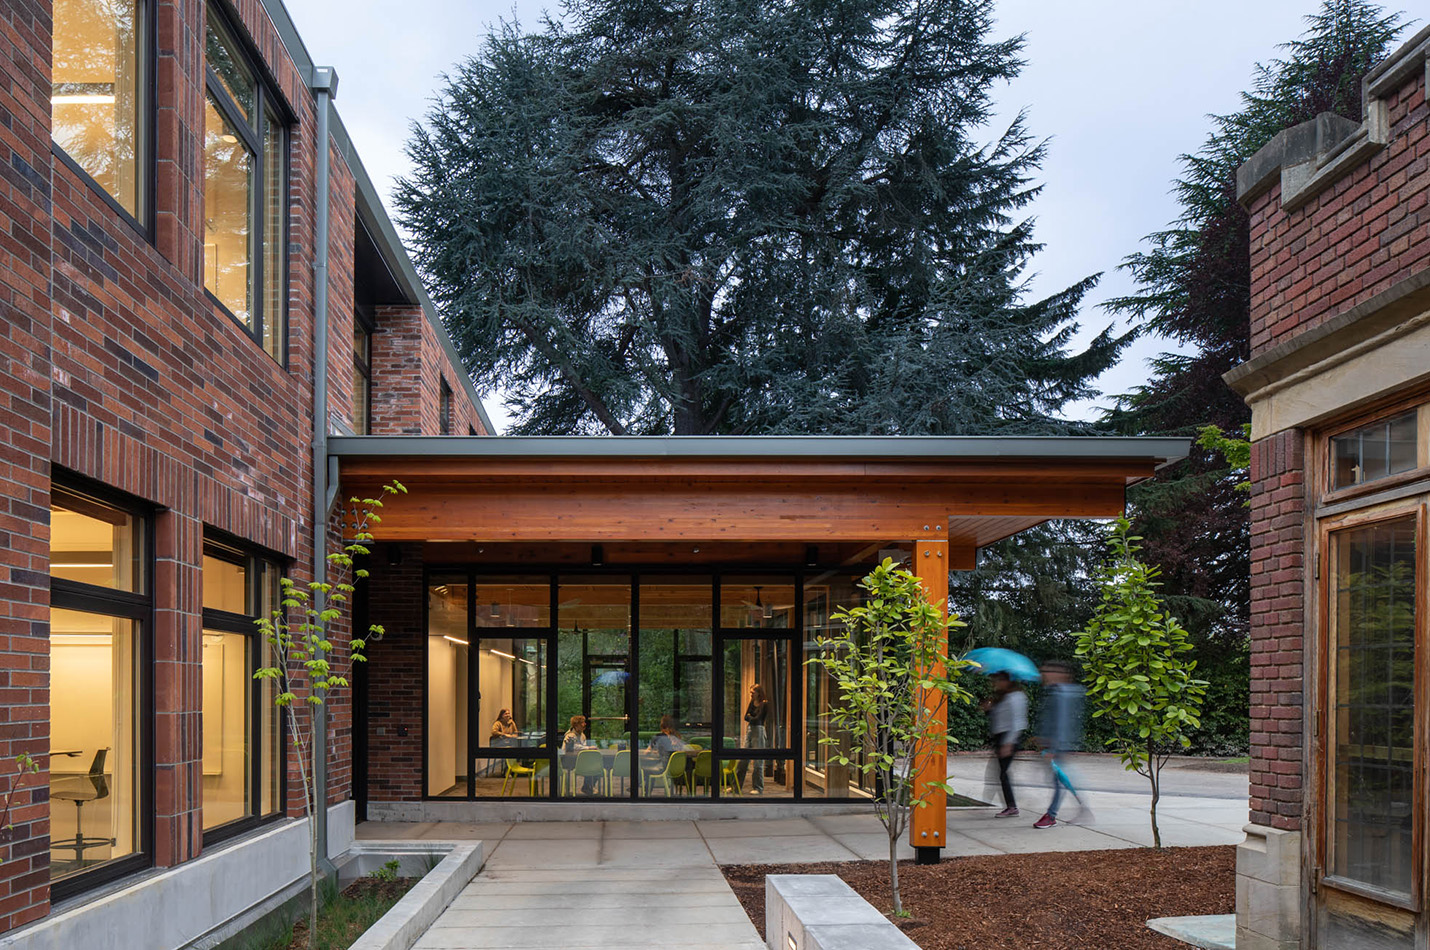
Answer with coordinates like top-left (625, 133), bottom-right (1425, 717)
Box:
top-left (766, 874), bottom-right (921, 950)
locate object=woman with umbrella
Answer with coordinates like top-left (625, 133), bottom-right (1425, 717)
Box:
top-left (965, 648), bottom-right (1039, 818)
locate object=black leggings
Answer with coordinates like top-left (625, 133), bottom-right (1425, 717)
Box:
top-left (997, 747), bottom-right (1017, 808)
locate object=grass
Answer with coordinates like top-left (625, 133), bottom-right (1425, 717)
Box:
top-left (239, 873), bottom-right (416, 950)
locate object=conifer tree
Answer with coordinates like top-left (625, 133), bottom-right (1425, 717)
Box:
top-left (1104, 2), bottom-right (1406, 739)
top-left (398, 0), bottom-right (1126, 435)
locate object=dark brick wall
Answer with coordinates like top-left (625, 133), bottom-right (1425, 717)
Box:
top-left (1246, 70), bottom-right (1428, 352)
top-left (370, 306), bottom-right (488, 436)
top-left (1240, 48), bottom-right (1428, 839)
top-left (0, 0), bottom-right (57, 930)
top-left (1247, 430), bottom-right (1305, 831)
top-left (361, 544), bottom-right (425, 802)
top-left (0, 0), bottom-right (482, 932)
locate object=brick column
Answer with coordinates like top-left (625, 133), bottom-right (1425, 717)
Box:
top-left (362, 544), bottom-right (426, 806)
top-left (152, 511), bottom-right (204, 866)
top-left (1238, 428), bottom-right (1306, 950)
top-left (0, 0), bottom-right (55, 929)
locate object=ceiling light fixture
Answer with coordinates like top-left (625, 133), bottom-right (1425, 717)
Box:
top-left (443, 635), bottom-right (469, 646)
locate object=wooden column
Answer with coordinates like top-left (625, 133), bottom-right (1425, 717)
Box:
top-left (909, 539), bottom-right (948, 861)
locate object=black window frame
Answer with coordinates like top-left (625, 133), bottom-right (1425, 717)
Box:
top-left (199, 533), bottom-right (287, 846)
top-left (439, 378), bottom-right (453, 435)
top-left (48, 476), bottom-right (155, 902)
top-left (202, 1), bottom-right (291, 367)
top-left (352, 308), bottom-right (374, 435)
top-left (50, 0), bottom-right (156, 238)
top-left (417, 568), bottom-right (820, 804)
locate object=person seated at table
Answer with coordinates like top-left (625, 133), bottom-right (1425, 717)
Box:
top-left (648, 715), bottom-right (688, 761)
top-left (490, 708), bottom-right (520, 745)
top-left (563, 715), bottom-right (600, 794)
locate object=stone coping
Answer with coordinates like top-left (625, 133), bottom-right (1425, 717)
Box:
top-left (344, 841), bottom-right (484, 950)
top-left (766, 874), bottom-right (919, 950)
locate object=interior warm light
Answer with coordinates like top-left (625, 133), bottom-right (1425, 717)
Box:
top-left (52, 561), bottom-right (113, 569)
top-left (220, 133), bottom-right (238, 144)
top-left (442, 635), bottom-right (469, 646)
top-left (488, 648), bottom-right (516, 660)
top-left (52, 94), bottom-right (117, 105)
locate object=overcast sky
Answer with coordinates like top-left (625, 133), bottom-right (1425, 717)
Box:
top-left (283, 0), bottom-right (1331, 433)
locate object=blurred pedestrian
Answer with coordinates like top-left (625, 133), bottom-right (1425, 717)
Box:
top-left (980, 672), bottom-right (1027, 817)
top-left (1033, 660), bottom-right (1087, 829)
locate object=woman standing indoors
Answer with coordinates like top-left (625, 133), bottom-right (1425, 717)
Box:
top-left (739, 684), bottom-right (768, 794)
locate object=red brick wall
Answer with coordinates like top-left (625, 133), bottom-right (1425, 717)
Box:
top-left (1247, 430), bottom-right (1306, 831)
top-left (361, 544), bottom-right (425, 803)
top-left (370, 306), bottom-right (487, 436)
top-left (1246, 70), bottom-right (1429, 352)
top-left (0, 0), bottom-right (481, 931)
top-left (0, 0), bottom-right (58, 929)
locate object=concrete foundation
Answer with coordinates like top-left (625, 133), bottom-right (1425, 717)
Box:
top-left (0, 802), bottom-right (356, 950)
top-left (765, 874), bottom-right (918, 950)
top-left (1236, 823), bottom-right (1301, 950)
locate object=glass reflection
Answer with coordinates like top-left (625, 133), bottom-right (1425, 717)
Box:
top-left (51, 492), bottom-right (143, 592)
top-left (426, 578), bottom-right (469, 796)
top-left (52, 0), bottom-right (144, 217)
top-left (201, 629), bottom-right (250, 830)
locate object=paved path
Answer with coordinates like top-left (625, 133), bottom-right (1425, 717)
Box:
top-left (362, 756), bottom-right (1247, 949)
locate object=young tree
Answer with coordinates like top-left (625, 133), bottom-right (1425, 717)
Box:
top-left (398, 0), bottom-right (1128, 436)
top-left (1075, 518), bottom-right (1207, 849)
top-left (805, 559), bottom-right (972, 916)
top-left (255, 481), bottom-right (405, 938)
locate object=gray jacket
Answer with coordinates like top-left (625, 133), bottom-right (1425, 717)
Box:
top-left (988, 689), bottom-right (1028, 741)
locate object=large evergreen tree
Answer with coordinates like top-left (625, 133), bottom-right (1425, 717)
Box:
top-left (398, 0), bottom-right (1126, 435)
top-left (1104, 0), bottom-right (1406, 751)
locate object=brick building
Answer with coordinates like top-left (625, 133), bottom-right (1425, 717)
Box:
top-left (0, 0), bottom-right (487, 943)
top-left (1227, 24), bottom-right (1430, 950)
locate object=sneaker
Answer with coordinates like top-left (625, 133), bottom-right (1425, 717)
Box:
top-left (1033, 813), bottom-right (1057, 829)
top-left (995, 806), bottom-right (1019, 818)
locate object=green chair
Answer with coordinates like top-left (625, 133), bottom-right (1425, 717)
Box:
top-left (606, 749), bottom-right (633, 795)
top-left (645, 751), bottom-right (687, 797)
top-left (573, 749), bottom-right (606, 796)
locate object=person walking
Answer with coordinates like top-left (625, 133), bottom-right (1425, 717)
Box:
top-left (1033, 660), bottom-right (1087, 829)
top-left (737, 683), bottom-right (768, 794)
top-left (981, 672), bottom-right (1027, 817)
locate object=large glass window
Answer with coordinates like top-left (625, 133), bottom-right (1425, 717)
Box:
top-left (52, 0), bottom-right (147, 221)
top-left (204, 7), bottom-right (286, 363)
top-left (201, 539), bottom-right (282, 837)
top-left (1327, 517), bottom-right (1417, 897)
top-left (49, 486), bottom-right (148, 889)
top-left (426, 577), bottom-right (469, 797)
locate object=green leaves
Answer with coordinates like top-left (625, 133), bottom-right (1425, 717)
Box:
top-left (1076, 517), bottom-right (1208, 783)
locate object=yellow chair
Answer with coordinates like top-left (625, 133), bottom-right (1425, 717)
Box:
top-left (645, 751), bottom-right (687, 797)
top-left (721, 758), bottom-right (742, 795)
top-left (501, 744), bottom-right (547, 796)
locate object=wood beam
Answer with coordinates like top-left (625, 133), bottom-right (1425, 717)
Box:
top-left (909, 539), bottom-right (949, 857)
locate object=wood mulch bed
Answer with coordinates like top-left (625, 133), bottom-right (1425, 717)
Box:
top-left (722, 845), bottom-right (1234, 950)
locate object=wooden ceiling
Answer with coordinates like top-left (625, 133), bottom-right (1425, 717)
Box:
top-left (341, 454), bottom-right (1157, 565)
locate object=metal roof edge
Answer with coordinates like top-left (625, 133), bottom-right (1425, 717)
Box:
top-left (329, 434), bottom-right (1191, 463)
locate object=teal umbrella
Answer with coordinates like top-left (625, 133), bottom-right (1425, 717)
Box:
top-left (963, 647), bottom-right (1040, 682)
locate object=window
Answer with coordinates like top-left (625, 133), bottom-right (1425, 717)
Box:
top-left (49, 485), bottom-right (148, 892)
top-left (440, 378), bottom-right (453, 435)
top-left (352, 315), bottom-right (372, 435)
top-left (1326, 516), bottom-right (1419, 899)
top-left (203, 6), bottom-right (287, 364)
top-left (201, 538), bottom-right (283, 838)
top-left (52, 0), bottom-right (148, 222)
top-left (1332, 411), bottom-right (1420, 490)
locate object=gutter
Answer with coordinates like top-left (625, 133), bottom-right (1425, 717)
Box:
top-left (310, 65), bottom-right (339, 877)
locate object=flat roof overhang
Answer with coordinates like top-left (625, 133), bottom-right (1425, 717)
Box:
top-left (333, 435), bottom-right (1188, 568)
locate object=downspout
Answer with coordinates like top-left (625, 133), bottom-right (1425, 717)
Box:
top-left (310, 65), bottom-right (339, 876)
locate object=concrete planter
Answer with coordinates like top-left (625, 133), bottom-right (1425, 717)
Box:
top-left (339, 841), bottom-right (484, 950)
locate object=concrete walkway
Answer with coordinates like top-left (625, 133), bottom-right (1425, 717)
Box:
top-left (361, 756), bottom-right (1247, 949)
